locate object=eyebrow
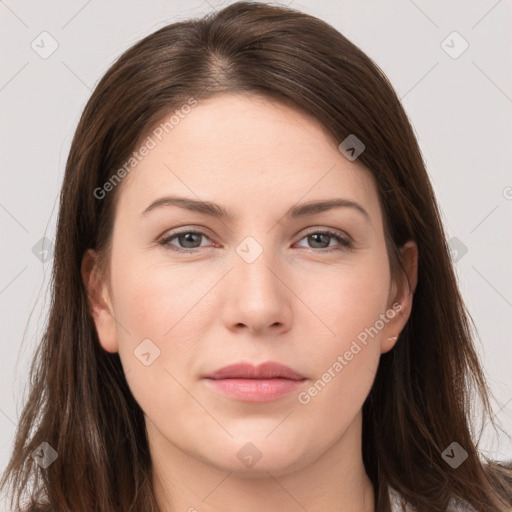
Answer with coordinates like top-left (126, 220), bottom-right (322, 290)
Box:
top-left (141, 195), bottom-right (371, 224)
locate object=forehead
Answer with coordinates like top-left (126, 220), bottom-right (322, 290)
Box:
top-left (115, 93), bottom-right (381, 225)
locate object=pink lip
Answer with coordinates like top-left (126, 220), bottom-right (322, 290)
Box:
top-left (203, 362), bottom-right (306, 402)
top-left (204, 362), bottom-right (305, 380)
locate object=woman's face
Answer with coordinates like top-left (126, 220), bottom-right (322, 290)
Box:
top-left (83, 93), bottom-right (416, 478)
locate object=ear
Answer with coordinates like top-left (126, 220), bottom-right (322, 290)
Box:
top-left (81, 248), bottom-right (119, 353)
top-left (380, 240), bottom-right (418, 354)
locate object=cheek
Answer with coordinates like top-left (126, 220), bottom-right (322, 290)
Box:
top-left (110, 260), bottom-right (208, 421)
top-left (110, 252), bottom-right (210, 339)
top-left (301, 249), bottom-right (390, 345)
top-left (333, 270), bottom-right (390, 343)
top-left (109, 252), bottom-right (223, 396)
top-left (296, 251), bottom-right (389, 405)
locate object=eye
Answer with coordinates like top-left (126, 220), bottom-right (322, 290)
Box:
top-left (158, 228), bottom-right (352, 253)
top-left (159, 230), bottom-right (213, 253)
top-left (295, 229), bottom-right (352, 252)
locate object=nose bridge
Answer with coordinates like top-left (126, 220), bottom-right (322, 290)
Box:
top-left (224, 231), bottom-right (290, 331)
top-left (234, 232), bottom-right (281, 296)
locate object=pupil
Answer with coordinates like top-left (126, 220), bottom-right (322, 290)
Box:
top-left (181, 233), bottom-right (200, 248)
top-left (310, 233), bottom-right (328, 248)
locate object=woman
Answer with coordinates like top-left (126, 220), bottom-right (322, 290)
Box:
top-left (1, 2), bottom-right (511, 511)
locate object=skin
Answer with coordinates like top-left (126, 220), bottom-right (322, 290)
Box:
top-left (82, 93), bottom-right (418, 512)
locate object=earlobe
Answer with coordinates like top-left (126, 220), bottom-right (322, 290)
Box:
top-left (381, 335), bottom-right (399, 354)
top-left (81, 249), bottom-right (119, 353)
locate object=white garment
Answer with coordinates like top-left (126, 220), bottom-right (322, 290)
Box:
top-left (389, 487), bottom-right (477, 511)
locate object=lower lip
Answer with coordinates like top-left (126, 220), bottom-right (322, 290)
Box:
top-left (204, 378), bottom-right (306, 402)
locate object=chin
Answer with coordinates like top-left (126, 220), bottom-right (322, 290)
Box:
top-left (204, 434), bottom-right (315, 478)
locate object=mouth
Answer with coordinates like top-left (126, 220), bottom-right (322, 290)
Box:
top-left (202, 362), bottom-right (307, 402)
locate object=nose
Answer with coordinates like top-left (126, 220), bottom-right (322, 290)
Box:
top-left (221, 241), bottom-right (292, 336)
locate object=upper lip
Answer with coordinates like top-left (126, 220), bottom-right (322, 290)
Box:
top-left (204, 362), bottom-right (305, 380)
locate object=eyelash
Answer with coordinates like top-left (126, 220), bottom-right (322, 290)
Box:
top-left (158, 228), bottom-right (352, 254)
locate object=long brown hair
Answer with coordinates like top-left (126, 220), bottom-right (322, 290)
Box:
top-left (2, 2), bottom-right (511, 511)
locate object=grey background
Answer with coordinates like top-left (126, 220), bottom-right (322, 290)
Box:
top-left (1, 0), bottom-right (511, 496)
